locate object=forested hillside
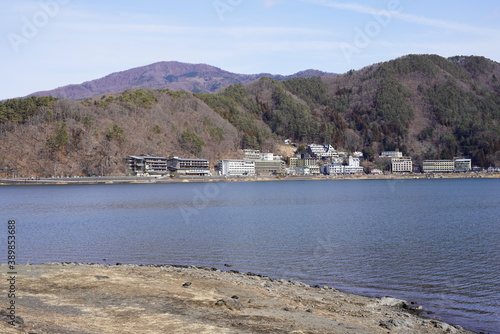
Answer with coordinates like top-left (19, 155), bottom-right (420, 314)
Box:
top-left (196, 54), bottom-right (499, 167)
top-left (1, 54), bottom-right (499, 177)
top-left (0, 90), bottom-right (242, 176)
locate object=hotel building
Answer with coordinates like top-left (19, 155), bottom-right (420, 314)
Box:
top-left (423, 160), bottom-right (454, 173)
top-left (167, 157), bottom-right (211, 176)
top-left (391, 157), bottom-right (413, 173)
top-left (218, 160), bottom-right (255, 176)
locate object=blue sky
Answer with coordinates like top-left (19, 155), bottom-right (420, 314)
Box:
top-left (1, 0), bottom-right (500, 100)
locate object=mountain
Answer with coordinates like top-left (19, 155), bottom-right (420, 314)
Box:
top-left (1, 54), bottom-right (499, 177)
top-left (28, 61), bottom-right (335, 100)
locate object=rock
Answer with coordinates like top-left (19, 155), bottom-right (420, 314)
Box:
top-left (231, 295), bottom-right (239, 299)
top-left (306, 308), bottom-right (313, 313)
top-left (379, 318), bottom-right (414, 330)
top-left (263, 282), bottom-right (273, 289)
top-left (402, 302), bottom-right (423, 312)
top-left (215, 297), bottom-right (244, 311)
top-left (95, 275), bottom-right (110, 280)
top-left (182, 282), bottom-right (192, 287)
top-left (430, 320), bottom-right (458, 333)
top-left (379, 297), bottom-right (407, 307)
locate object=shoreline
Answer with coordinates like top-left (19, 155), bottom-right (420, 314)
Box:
top-left (0, 263), bottom-right (478, 334)
top-left (1, 172), bottom-right (498, 186)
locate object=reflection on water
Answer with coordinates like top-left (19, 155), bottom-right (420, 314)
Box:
top-left (2, 179), bottom-right (499, 333)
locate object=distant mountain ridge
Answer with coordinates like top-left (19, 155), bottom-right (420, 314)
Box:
top-left (28, 61), bottom-right (336, 100)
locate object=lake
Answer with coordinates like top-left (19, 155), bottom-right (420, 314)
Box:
top-left (2, 178), bottom-right (499, 333)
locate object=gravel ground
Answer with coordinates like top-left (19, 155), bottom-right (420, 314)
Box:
top-left (0, 263), bottom-right (477, 334)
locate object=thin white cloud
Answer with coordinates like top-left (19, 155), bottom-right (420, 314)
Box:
top-left (263, 0), bottom-right (286, 8)
top-left (305, 0), bottom-right (499, 35)
top-left (60, 22), bottom-right (331, 37)
top-left (241, 41), bottom-right (344, 52)
top-left (485, 7), bottom-right (500, 21)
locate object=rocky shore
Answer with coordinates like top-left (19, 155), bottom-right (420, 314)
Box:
top-left (0, 263), bottom-right (477, 334)
top-left (1, 172), bottom-right (498, 186)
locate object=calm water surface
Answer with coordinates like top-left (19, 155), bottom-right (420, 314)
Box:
top-left (2, 179), bottom-right (499, 333)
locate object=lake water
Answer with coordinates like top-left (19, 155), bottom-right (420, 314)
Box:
top-left (2, 179), bottom-right (499, 333)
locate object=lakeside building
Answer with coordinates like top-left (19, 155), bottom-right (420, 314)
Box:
top-left (288, 157), bottom-right (299, 168)
top-left (295, 166), bottom-right (311, 175)
top-left (243, 149), bottom-right (263, 160)
top-left (381, 151), bottom-right (403, 158)
top-left (296, 157), bottom-right (320, 175)
top-left (343, 156), bottom-right (364, 174)
top-left (254, 159), bottom-right (285, 175)
top-left (167, 157), bottom-right (211, 176)
top-left (297, 158), bottom-right (319, 167)
top-left (321, 163), bottom-right (343, 175)
top-left (242, 149), bottom-right (286, 175)
top-left (243, 149), bottom-right (280, 161)
top-left (391, 157), bottom-right (413, 173)
top-left (284, 167), bottom-right (296, 175)
top-left (126, 155), bottom-right (168, 176)
top-left (307, 165), bottom-right (321, 175)
top-left (454, 159), bottom-right (472, 172)
top-left (423, 160), bottom-right (454, 173)
top-left (322, 156), bottom-right (364, 175)
top-left (218, 160), bottom-right (255, 176)
top-left (294, 165), bottom-right (320, 175)
top-left (307, 144), bottom-right (337, 158)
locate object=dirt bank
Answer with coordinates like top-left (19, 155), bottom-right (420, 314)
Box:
top-left (0, 264), bottom-right (476, 334)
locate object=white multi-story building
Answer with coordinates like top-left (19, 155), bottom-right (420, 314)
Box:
top-left (260, 153), bottom-right (274, 161)
top-left (243, 149), bottom-right (277, 161)
top-left (321, 163), bottom-right (343, 175)
top-left (343, 165), bottom-right (364, 174)
top-left (391, 157), bottom-right (413, 173)
top-left (243, 149), bottom-right (261, 160)
top-left (322, 156), bottom-right (363, 175)
top-left (381, 151), bottom-right (403, 158)
top-left (218, 160), bottom-right (255, 176)
top-left (307, 144), bottom-right (337, 158)
top-left (348, 156), bottom-right (360, 167)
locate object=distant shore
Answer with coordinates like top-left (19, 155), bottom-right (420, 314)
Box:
top-left (0, 172), bottom-right (498, 186)
top-left (0, 263), bottom-right (478, 334)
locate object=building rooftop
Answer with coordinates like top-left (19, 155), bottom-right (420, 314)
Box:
top-left (168, 157), bottom-right (209, 162)
top-left (128, 155), bottom-right (167, 160)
